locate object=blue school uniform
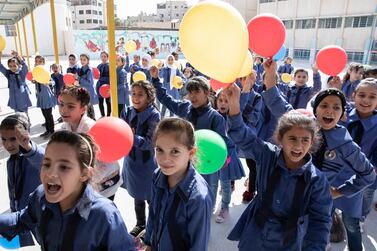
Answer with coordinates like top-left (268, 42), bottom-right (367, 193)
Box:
top-left (96, 62), bottom-right (110, 95)
top-left (227, 114), bottom-right (332, 251)
top-left (140, 67), bottom-right (152, 82)
top-left (78, 65), bottom-right (99, 105)
top-left (121, 105), bottom-right (160, 200)
top-left (125, 58), bottom-right (141, 84)
top-left (159, 67), bottom-right (186, 100)
top-left (0, 60), bottom-right (32, 112)
top-left (116, 66), bottom-right (129, 105)
top-left (151, 77), bottom-right (243, 186)
top-left (332, 109), bottom-right (377, 218)
top-left (253, 63), bottom-right (264, 85)
top-left (35, 79), bottom-right (57, 109)
top-left (277, 72), bottom-right (322, 109)
top-left (341, 79), bottom-right (360, 101)
top-left (66, 64), bottom-right (79, 75)
top-left (262, 86), bottom-right (376, 195)
top-left (277, 63), bottom-right (294, 75)
top-left (51, 73), bottom-right (64, 98)
top-left (144, 166), bottom-right (213, 251)
top-left (7, 141), bottom-right (44, 247)
top-left (0, 184), bottom-right (135, 251)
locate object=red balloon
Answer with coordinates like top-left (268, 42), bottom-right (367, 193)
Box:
top-left (88, 117), bottom-right (134, 162)
top-left (316, 45), bottom-right (347, 76)
top-left (247, 14), bottom-right (286, 58)
top-left (63, 73), bottom-right (75, 86)
top-left (210, 79), bottom-right (231, 91)
top-left (99, 84), bottom-right (110, 98)
top-left (26, 71), bottom-right (33, 81)
top-left (92, 67), bottom-right (100, 79)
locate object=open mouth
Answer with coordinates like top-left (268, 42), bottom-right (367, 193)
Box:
top-left (322, 117), bottom-right (334, 124)
top-left (291, 151), bottom-right (302, 158)
top-left (360, 104), bottom-right (371, 108)
top-left (46, 183), bottom-right (62, 195)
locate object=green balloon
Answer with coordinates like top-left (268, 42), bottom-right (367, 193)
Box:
top-left (194, 129), bottom-right (228, 175)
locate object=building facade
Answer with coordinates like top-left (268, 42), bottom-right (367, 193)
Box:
top-left (156, 1), bottom-right (188, 22)
top-left (69, 0), bottom-right (113, 29)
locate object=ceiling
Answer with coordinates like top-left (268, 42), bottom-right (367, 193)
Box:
top-left (0, 0), bottom-right (49, 25)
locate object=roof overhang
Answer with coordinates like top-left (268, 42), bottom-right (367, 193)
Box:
top-left (0, 0), bottom-right (49, 25)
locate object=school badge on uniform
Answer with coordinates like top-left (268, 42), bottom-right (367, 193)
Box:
top-left (324, 150), bottom-right (336, 160)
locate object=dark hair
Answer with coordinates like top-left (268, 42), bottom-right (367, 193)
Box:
top-left (34, 55), bottom-right (45, 64)
top-left (153, 118), bottom-right (195, 150)
top-left (7, 57), bottom-right (20, 66)
top-left (131, 80), bottom-right (156, 106)
top-left (100, 51), bottom-right (109, 57)
top-left (172, 52), bottom-right (178, 57)
top-left (68, 54), bottom-right (77, 59)
top-left (50, 63), bottom-right (62, 73)
top-left (183, 67), bottom-right (194, 78)
top-left (363, 67), bottom-right (377, 79)
top-left (294, 69), bottom-right (308, 77)
top-left (80, 53), bottom-right (90, 61)
top-left (0, 113), bottom-right (30, 131)
top-left (343, 62), bottom-right (364, 82)
top-left (274, 110), bottom-right (320, 153)
top-left (186, 76), bottom-right (210, 93)
top-left (47, 131), bottom-right (97, 171)
top-left (60, 85), bottom-right (91, 107)
top-left (148, 51), bottom-right (156, 57)
top-left (312, 88), bottom-right (347, 116)
top-left (117, 55), bottom-right (126, 64)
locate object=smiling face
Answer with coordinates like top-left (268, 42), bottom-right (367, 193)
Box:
top-left (69, 56), bottom-right (77, 66)
top-left (80, 56), bottom-right (89, 67)
top-left (131, 85), bottom-right (150, 112)
top-left (100, 53), bottom-right (108, 64)
top-left (315, 95), bottom-right (343, 130)
top-left (353, 84), bottom-right (377, 118)
top-left (294, 71), bottom-right (308, 86)
top-left (349, 68), bottom-right (364, 82)
top-left (279, 127), bottom-right (313, 169)
top-left (1, 129), bottom-right (19, 155)
top-left (59, 94), bottom-right (86, 128)
top-left (116, 57), bottom-right (124, 67)
top-left (40, 142), bottom-right (89, 212)
top-left (155, 133), bottom-right (195, 181)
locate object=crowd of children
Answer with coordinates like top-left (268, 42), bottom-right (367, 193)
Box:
top-left (0, 47), bottom-right (376, 251)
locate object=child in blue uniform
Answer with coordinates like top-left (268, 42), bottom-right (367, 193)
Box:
top-left (277, 65), bottom-right (322, 109)
top-left (121, 80), bottom-right (160, 237)
top-left (51, 63), bottom-right (64, 99)
top-left (96, 51), bottom-right (111, 117)
top-left (341, 62), bottom-right (364, 101)
top-left (225, 82), bottom-right (332, 250)
top-left (33, 55), bottom-right (56, 139)
top-left (139, 54), bottom-right (152, 81)
top-left (150, 66), bottom-right (244, 211)
top-left (0, 113), bottom-right (44, 247)
top-left (125, 54), bottom-right (141, 85)
top-left (0, 51), bottom-right (32, 115)
top-left (116, 55), bottom-right (129, 116)
top-left (277, 56), bottom-right (294, 77)
top-left (144, 118), bottom-right (213, 251)
top-left (0, 131), bottom-right (135, 250)
top-left (67, 54), bottom-right (80, 75)
top-left (78, 53), bottom-right (98, 120)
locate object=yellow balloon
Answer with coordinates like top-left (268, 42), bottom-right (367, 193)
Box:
top-left (152, 59), bottom-right (160, 67)
top-left (179, 0), bottom-right (248, 83)
top-left (238, 50), bottom-right (254, 78)
top-left (32, 66), bottom-right (50, 84)
top-left (281, 73), bottom-right (292, 84)
top-left (172, 76), bottom-right (183, 89)
top-left (124, 40), bottom-right (137, 53)
top-left (0, 35), bottom-right (6, 51)
top-left (133, 71), bottom-right (147, 82)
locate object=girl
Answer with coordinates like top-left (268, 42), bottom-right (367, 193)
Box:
top-left (214, 91), bottom-right (245, 222)
top-left (179, 67), bottom-right (194, 99)
top-left (150, 66), bottom-right (243, 212)
top-left (277, 56), bottom-right (294, 76)
top-left (51, 63), bottom-right (64, 103)
top-left (96, 51), bottom-right (111, 117)
top-left (225, 82), bottom-right (332, 250)
top-left (59, 86), bottom-right (122, 200)
top-left (333, 78), bottom-right (377, 250)
top-left (140, 54), bottom-right (152, 81)
top-left (159, 54), bottom-right (186, 117)
top-left (125, 54), bottom-right (141, 85)
top-left (67, 54), bottom-right (80, 75)
top-left (0, 131), bottom-right (135, 250)
top-left (277, 65), bottom-right (322, 109)
top-left (34, 55), bottom-right (56, 139)
top-left (0, 51), bottom-right (32, 115)
top-left (341, 62), bottom-right (364, 101)
top-left (78, 53), bottom-right (98, 120)
top-left (143, 118), bottom-right (213, 251)
top-left (117, 55), bottom-right (129, 116)
top-left (121, 80), bottom-right (160, 237)
top-left (0, 113), bottom-right (44, 247)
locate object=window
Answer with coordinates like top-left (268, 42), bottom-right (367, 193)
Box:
top-left (99, 11), bottom-right (102, 15)
top-left (86, 10), bottom-right (91, 14)
top-left (293, 49), bottom-right (310, 60)
top-left (370, 52), bottom-right (377, 65)
top-left (318, 17), bottom-right (342, 28)
top-left (80, 20), bottom-right (85, 24)
top-left (260, 0), bottom-right (275, 2)
top-left (99, 20), bottom-right (103, 24)
top-left (345, 15), bottom-right (374, 28)
top-left (93, 10), bottom-right (98, 15)
top-left (346, 51), bottom-right (364, 63)
top-left (79, 10), bottom-right (84, 14)
top-left (87, 19), bottom-right (92, 23)
top-left (295, 19), bottom-right (316, 29)
top-left (174, 5), bottom-right (178, 8)
top-left (4, 25), bottom-right (16, 36)
top-left (73, 20), bottom-right (76, 23)
top-left (282, 20), bottom-right (293, 29)
top-left (176, 14), bottom-right (179, 17)
top-left (93, 19), bottom-right (98, 24)
top-left (98, 2), bottom-right (102, 6)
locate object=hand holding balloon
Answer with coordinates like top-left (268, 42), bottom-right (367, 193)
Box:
top-left (312, 63), bottom-right (319, 74)
top-left (224, 83), bottom-right (241, 116)
top-left (263, 59), bottom-right (278, 90)
top-left (239, 71), bottom-right (256, 93)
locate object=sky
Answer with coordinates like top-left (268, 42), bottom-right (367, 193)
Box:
top-left (114, 0), bottom-right (200, 18)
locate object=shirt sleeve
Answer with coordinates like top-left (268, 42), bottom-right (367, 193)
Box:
top-left (133, 112), bottom-right (161, 151)
top-left (262, 86), bottom-right (293, 120)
